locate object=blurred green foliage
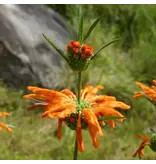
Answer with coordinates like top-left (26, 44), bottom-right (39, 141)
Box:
top-left (49, 5), bottom-right (156, 49)
top-left (0, 4), bottom-right (156, 159)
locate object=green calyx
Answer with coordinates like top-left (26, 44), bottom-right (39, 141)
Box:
top-left (68, 59), bottom-right (90, 72)
top-left (63, 99), bottom-right (91, 130)
top-left (150, 133), bottom-right (156, 152)
top-left (75, 99), bottom-right (92, 112)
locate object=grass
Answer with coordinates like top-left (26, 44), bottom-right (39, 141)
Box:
top-left (0, 80), bottom-right (156, 159)
top-left (0, 4), bottom-right (156, 159)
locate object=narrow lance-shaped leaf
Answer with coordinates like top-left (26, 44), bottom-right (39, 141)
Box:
top-left (91, 38), bottom-right (121, 60)
top-left (78, 7), bottom-right (84, 43)
top-left (82, 14), bottom-right (104, 43)
top-left (98, 116), bottom-right (125, 121)
top-left (42, 34), bottom-right (68, 62)
top-left (65, 21), bottom-right (77, 39)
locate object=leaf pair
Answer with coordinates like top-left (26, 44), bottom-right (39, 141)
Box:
top-left (78, 7), bottom-right (104, 44)
top-left (42, 7), bottom-right (121, 71)
top-left (78, 7), bottom-right (121, 60)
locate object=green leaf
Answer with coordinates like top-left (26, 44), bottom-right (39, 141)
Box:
top-left (98, 116), bottom-right (125, 121)
top-left (65, 21), bottom-right (77, 39)
top-left (82, 14), bottom-right (104, 42)
top-left (42, 33), bottom-right (68, 62)
top-left (78, 7), bottom-right (84, 43)
top-left (91, 38), bottom-right (121, 60)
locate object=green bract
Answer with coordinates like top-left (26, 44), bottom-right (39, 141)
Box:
top-left (150, 133), bottom-right (156, 152)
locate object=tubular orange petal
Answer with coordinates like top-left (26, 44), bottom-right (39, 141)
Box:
top-left (27, 103), bottom-right (48, 111)
top-left (151, 86), bottom-right (156, 92)
top-left (83, 108), bottom-right (103, 149)
top-left (23, 94), bottom-right (36, 99)
top-left (76, 112), bottom-right (85, 152)
top-left (88, 122), bottom-right (100, 148)
top-left (136, 135), bottom-right (150, 141)
top-left (94, 95), bottom-right (116, 102)
top-left (134, 81), bottom-right (156, 102)
top-left (133, 92), bottom-right (143, 98)
top-left (57, 118), bottom-right (63, 139)
top-left (23, 94), bottom-right (46, 100)
top-left (27, 86), bottom-right (39, 92)
top-left (93, 107), bottom-right (125, 118)
top-left (44, 103), bottom-right (75, 114)
top-left (41, 111), bottom-right (49, 118)
top-left (0, 121), bottom-right (13, 133)
top-left (35, 90), bottom-right (65, 98)
top-left (80, 86), bottom-right (93, 99)
top-left (0, 112), bottom-right (9, 117)
top-left (136, 82), bottom-right (151, 91)
top-left (108, 120), bottom-right (115, 128)
top-left (27, 86), bottom-right (67, 99)
top-left (87, 96), bottom-right (117, 105)
top-left (103, 101), bottom-right (130, 110)
top-left (132, 135), bottom-right (150, 159)
top-left (83, 108), bottom-right (103, 136)
top-left (43, 107), bottom-right (76, 119)
top-left (81, 85), bottom-right (104, 100)
top-left (132, 141), bottom-right (150, 159)
top-left (61, 89), bottom-right (76, 98)
top-left (92, 107), bottom-right (125, 127)
top-left (27, 86), bottom-right (53, 94)
top-left (89, 85), bottom-right (104, 95)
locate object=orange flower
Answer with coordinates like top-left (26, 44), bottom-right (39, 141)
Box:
top-left (133, 80), bottom-right (156, 101)
top-left (24, 85), bottom-right (130, 152)
top-left (0, 112), bottom-right (13, 133)
top-left (132, 135), bottom-right (150, 159)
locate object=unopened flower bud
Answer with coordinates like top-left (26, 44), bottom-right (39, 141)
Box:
top-left (73, 41), bottom-right (80, 48)
top-left (150, 133), bottom-right (156, 152)
top-left (66, 40), bottom-right (94, 71)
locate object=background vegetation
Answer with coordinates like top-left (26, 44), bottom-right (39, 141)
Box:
top-left (0, 4), bottom-right (156, 159)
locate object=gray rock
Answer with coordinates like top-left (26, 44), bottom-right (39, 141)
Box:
top-left (0, 4), bottom-right (76, 89)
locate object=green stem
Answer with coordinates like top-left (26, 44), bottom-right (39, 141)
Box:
top-left (73, 137), bottom-right (78, 160)
top-left (73, 72), bottom-right (82, 160)
top-left (77, 72), bottom-right (82, 103)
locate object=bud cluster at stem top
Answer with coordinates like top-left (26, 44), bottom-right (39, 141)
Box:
top-left (67, 40), bottom-right (93, 61)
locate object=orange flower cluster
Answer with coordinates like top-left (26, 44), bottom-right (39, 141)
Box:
top-left (132, 135), bottom-right (150, 159)
top-left (24, 85), bottom-right (130, 152)
top-left (0, 112), bottom-right (13, 133)
top-left (133, 80), bottom-right (156, 101)
top-left (67, 40), bottom-right (93, 60)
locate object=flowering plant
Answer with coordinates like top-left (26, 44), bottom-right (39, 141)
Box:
top-left (0, 112), bottom-right (13, 133)
top-left (24, 8), bottom-right (130, 160)
top-left (132, 80), bottom-right (156, 159)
